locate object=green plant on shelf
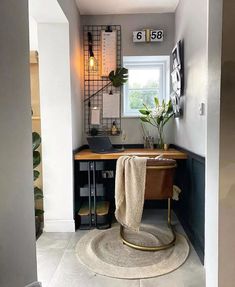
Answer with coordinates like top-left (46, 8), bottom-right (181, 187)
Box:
top-left (32, 132), bottom-right (44, 216)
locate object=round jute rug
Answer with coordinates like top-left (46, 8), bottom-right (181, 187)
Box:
top-left (76, 224), bottom-right (189, 279)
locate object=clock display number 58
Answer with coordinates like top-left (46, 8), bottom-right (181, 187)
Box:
top-left (150, 30), bottom-right (163, 42)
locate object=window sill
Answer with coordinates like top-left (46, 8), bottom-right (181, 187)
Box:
top-left (121, 115), bottom-right (140, 119)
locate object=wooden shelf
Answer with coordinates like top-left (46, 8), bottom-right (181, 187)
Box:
top-left (32, 116), bottom-right (41, 121)
top-left (78, 201), bottom-right (110, 216)
top-left (74, 148), bottom-right (188, 161)
top-left (30, 51), bottom-right (38, 64)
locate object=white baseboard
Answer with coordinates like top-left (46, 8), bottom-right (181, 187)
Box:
top-left (44, 219), bottom-right (75, 232)
top-left (25, 282), bottom-right (42, 287)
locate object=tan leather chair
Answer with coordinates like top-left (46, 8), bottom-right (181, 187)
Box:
top-left (120, 157), bottom-right (177, 251)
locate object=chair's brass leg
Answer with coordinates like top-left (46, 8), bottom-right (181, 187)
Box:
top-left (168, 198), bottom-right (171, 225)
top-left (120, 198), bottom-right (176, 252)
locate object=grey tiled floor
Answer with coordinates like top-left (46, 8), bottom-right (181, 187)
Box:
top-left (36, 210), bottom-right (205, 287)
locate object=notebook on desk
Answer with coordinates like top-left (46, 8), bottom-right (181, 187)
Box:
top-left (87, 136), bottom-right (124, 154)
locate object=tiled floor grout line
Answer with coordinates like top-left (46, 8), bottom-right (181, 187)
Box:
top-left (44, 233), bottom-right (88, 287)
top-left (46, 248), bottom-right (67, 287)
top-left (65, 233), bottom-right (74, 249)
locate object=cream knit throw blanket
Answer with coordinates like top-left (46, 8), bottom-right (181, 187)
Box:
top-left (115, 156), bottom-right (148, 232)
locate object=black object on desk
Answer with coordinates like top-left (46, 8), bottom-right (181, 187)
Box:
top-left (87, 136), bottom-right (124, 154)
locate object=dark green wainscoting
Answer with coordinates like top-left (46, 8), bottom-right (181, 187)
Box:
top-left (173, 145), bottom-right (205, 264)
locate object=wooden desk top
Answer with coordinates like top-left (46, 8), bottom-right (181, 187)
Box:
top-left (74, 148), bottom-right (187, 161)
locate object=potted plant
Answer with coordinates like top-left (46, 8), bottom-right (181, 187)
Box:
top-left (139, 97), bottom-right (174, 149)
top-left (33, 132), bottom-right (44, 238)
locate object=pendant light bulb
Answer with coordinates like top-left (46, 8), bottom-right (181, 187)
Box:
top-left (87, 32), bottom-right (98, 72)
top-left (88, 55), bottom-right (97, 71)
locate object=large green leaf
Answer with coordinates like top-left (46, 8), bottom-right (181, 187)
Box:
top-left (33, 151), bottom-right (41, 168)
top-left (34, 186), bottom-right (43, 199)
top-left (139, 109), bottom-right (150, 115)
top-left (34, 170), bottom-right (40, 181)
top-left (35, 209), bottom-right (44, 216)
top-left (108, 67), bottom-right (128, 87)
top-left (140, 116), bottom-right (149, 123)
top-left (157, 117), bottom-right (162, 125)
top-left (35, 194), bottom-right (43, 200)
top-left (32, 132), bottom-right (41, 151)
top-left (167, 101), bottom-right (173, 113)
top-left (154, 97), bottom-right (159, 107)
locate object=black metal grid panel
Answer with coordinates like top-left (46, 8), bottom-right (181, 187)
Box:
top-left (83, 25), bottom-right (122, 135)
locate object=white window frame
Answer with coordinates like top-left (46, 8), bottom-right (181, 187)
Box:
top-left (122, 56), bottom-right (170, 118)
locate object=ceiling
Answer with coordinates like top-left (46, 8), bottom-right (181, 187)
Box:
top-left (76, 0), bottom-right (179, 15)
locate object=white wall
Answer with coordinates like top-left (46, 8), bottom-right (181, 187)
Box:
top-left (38, 23), bottom-right (75, 232)
top-left (58, 0), bottom-right (84, 149)
top-left (29, 0), bottom-right (67, 23)
top-left (29, 0), bottom-right (83, 232)
top-left (0, 0), bottom-right (38, 286)
top-left (82, 14), bottom-right (175, 145)
top-left (29, 16), bottom-right (38, 51)
top-left (174, 0), bottom-right (208, 156)
top-left (205, 0), bottom-right (223, 286)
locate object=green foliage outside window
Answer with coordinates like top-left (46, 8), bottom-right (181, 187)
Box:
top-left (128, 80), bottom-right (159, 110)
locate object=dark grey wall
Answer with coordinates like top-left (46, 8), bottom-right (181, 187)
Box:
top-left (0, 1), bottom-right (38, 286)
top-left (174, 148), bottom-right (205, 264)
top-left (174, 0), bottom-right (208, 156)
top-left (82, 13), bottom-right (175, 57)
top-left (81, 13), bottom-right (175, 145)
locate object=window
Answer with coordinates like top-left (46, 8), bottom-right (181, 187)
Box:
top-left (123, 56), bottom-right (170, 117)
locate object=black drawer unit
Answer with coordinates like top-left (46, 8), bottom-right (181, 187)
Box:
top-left (80, 161), bottom-right (104, 171)
top-left (75, 160), bottom-right (116, 229)
top-left (80, 184), bottom-right (105, 197)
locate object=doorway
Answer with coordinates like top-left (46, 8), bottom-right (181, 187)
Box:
top-left (29, 0), bottom-right (74, 236)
